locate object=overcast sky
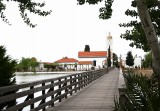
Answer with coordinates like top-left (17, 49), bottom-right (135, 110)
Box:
top-left (0, 0), bottom-right (145, 62)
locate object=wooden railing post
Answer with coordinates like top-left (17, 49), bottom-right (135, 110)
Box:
top-left (58, 79), bottom-right (62, 102)
top-left (51, 81), bottom-right (54, 107)
top-left (88, 72), bottom-right (91, 83)
top-left (42, 83), bottom-right (45, 111)
top-left (30, 86), bottom-right (34, 110)
top-left (80, 73), bottom-right (83, 89)
top-left (83, 73), bottom-right (86, 87)
top-left (87, 72), bottom-right (89, 85)
top-left (74, 75), bottom-right (77, 93)
top-left (65, 78), bottom-right (68, 98)
top-left (78, 75), bottom-right (81, 90)
top-left (70, 76), bottom-right (72, 96)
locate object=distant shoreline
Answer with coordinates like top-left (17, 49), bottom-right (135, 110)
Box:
top-left (15, 71), bottom-right (85, 75)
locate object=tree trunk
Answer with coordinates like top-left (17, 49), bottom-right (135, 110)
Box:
top-left (137, 2), bottom-right (160, 110)
top-left (136, 0), bottom-right (160, 76)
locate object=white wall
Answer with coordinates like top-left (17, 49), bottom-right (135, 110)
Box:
top-left (134, 57), bottom-right (142, 68)
top-left (78, 58), bottom-right (106, 69)
top-left (58, 62), bottom-right (78, 70)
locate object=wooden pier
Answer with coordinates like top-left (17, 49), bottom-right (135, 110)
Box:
top-left (0, 68), bottom-right (117, 111)
top-left (47, 69), bottom-right (119, 111)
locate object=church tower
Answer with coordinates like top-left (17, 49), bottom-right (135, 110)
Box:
top-left (106, 32), bottom-right (113, 53)
top-left (106, 32), bottom-right (113, 66)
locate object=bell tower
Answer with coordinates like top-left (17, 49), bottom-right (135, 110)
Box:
top-left (106, 32), bottom-right (113, 53)
top-left (106, 32), bottom-right (113, 66)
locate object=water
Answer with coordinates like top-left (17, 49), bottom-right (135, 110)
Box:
top-left (15, 72), bottom-right (73, 111)
top-left (16, 72), bottom-right (71, 84)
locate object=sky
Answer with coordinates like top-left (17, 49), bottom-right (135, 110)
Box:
top-left (0, 0), bottom-right (145, 62)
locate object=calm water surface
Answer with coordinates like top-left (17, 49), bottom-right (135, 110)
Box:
top-left (16, 73), bottom-right (71, 84)
top-left (15, 73), bottom-right (74, 111)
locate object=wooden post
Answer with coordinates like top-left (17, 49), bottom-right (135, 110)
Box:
top-left (42, 83), bottom-right (45, 111)
top-left (78, 75), bottom-right (80, 90)
top-left (51, 81), bottom-right (54, 107)
top-left (58, 79), bottom-right (62, 102)
top-left (30, 86), bottom-right (34, 109)
top-left (81, 74), bottom-right (83, 89)
top-left (70, 76), bottom-right (72, 96)
top-left (74, 75), bottom-right (77, 93)
top-left (65, 78), bottom-right (68, 98)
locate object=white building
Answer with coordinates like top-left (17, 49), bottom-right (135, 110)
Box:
top-left (77, 33), bottom-right (113, 70)
top-left (55, 57), bottom-right (78, 71)
top-left (134, 55), bottom-right (142, 68)
top-left (78, 51), bottom-right (107, 70)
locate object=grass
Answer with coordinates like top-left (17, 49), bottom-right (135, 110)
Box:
top-left (122, 68), bottom-right (153, 78)
top-left (134, 69), bottom-right (153, 77)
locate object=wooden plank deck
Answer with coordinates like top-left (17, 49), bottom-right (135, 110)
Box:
top-left (47, 69), bottom-right (120, 111)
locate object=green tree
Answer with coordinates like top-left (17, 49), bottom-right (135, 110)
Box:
top-left (0, 46), bottom-right (17, 111)
top-left (16, 57), bottom-right (39, 72)
top-left (44, 63), bottom-right (53, 72)
top-left (0, 0), bottom-right (51, 27)
top-left (0, 46), bottom-right (16, 87)
top-left (142, 51), bottom-right (152, 68)
top-left (107, 45), bottom-right (111, 67)
top-left (113, 53), bottom-right (119, 68)
top-left (119, 0), bottom-right (160, 52)
top-left (126, 51), bottom-right (134, 67)
top-left (52, 62), bottom-right (60, 71)
top-left (30, 57), bottom-right (39, 72)
top-left (18, 57), bottom-right (31, 71)
top-left (84, 45), bottom-right (90, 52)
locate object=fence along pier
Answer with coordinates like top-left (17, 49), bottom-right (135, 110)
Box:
top-left (0, 68), bottom-right (112, 111)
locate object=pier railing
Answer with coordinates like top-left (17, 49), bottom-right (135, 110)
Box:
top-left (0, 68), bottom-right (112, 111)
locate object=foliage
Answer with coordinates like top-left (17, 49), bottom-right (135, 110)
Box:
top-left (119, 0), bottom-right (160, 52)
top-left (142, 51), bottom-right (152, 68)
top-left (16, 57), bottom-right (39, 72)
top-left (84, 45), bottom-right (90, 52)
top-left (30, 57), bottom-right (39, 72)
top-left (52, 62), bottom-right (60, 70)
top-left (107, 45), bottom-right (111, 67)
top-left (113, 53), bottom-right (119, 68)
top-left (43, 62), bottom-right (54, 71)
top-left (77, 0), bottom-right (114, 19)
top-left (76, 0), bottom-right (160, 52)
top-left (126, 51), bottom-right (134, 67)
top-left (0, 46), bottom-right (17, 109)
top-left (0, 0), bottom-right (52, 27)
top-left (0, 46), bottom-right (16, 87)
top-left (18, 57), bottom-right (31, 71)
top-left (114, 72), bottom-right (160, 111)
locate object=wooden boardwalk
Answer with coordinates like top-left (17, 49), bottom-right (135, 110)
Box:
top-left (47, 69), bottom-right (120, 111)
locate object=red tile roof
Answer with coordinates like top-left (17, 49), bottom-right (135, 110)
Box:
top-left (78, 51), bottom-right (107, 58)
top-left (55, 57), bottom-right (78, 63)
top-left (78, 61), bottom-right (93, 65)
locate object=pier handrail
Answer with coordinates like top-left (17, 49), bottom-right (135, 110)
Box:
top-left (0, 68), bottom-right (112, 111)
